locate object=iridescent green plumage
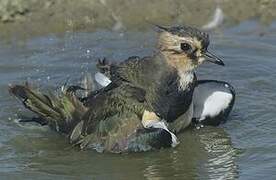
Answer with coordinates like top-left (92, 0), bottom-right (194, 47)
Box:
top-left (9, 74), bottom-right (173, 152)
top-left (9, 84), bottom-right (87, 134)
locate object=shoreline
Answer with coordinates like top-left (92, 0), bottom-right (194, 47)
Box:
top-left (0, 0), bottom-right (276, 39)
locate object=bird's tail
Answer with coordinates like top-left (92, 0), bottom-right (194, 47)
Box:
top-left (9, 83), bottom-right (88, 134)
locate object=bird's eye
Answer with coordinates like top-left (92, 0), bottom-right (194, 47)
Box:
top-left (180, 43), bottom-right (192, 52)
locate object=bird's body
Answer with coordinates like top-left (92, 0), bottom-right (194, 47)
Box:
top-left (9, 25), bottom-right (231, 153)
top-left (71, 53), bottom-right (197, 151)
top-left (93, 54), bottom-right (197, 133)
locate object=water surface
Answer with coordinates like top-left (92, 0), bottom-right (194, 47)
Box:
top-left (0, 21), bottom-right (276, 179)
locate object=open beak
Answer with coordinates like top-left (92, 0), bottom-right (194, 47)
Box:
top-left (205, 51), bottom-right (225, 66)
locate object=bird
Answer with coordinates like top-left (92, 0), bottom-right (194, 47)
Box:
top-left (95, 72), bottom-right (235, 128)
top-left (94, 26), bottom-right (235, 128)
top-left (9, 25), bottom-right (227, 153)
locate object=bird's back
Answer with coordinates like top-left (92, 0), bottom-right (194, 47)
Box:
top-left (97, 54), bottom-right (197, 123)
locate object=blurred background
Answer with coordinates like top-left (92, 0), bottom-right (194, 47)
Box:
top-left (1, 0), bottom-right (276, 180)
top-left (0, 0), bottom-right (276, 38)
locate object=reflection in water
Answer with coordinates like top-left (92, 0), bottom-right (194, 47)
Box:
top-left (142, 131), bottom-right (204, 180)
top-left (197, 127), bottom-right (240, 180)
top-left (142, 127), bottom-right (240, 180)
top-left (4, 123), bottom-right (239, 179)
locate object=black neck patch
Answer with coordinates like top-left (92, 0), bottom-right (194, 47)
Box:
top-left (152, 71), bottom-right (197, 122)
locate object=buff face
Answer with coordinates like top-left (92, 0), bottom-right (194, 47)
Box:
top-left (156, 26), bottom-right (224, 72)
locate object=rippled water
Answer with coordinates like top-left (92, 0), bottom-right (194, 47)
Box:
top-left (1, 21), bottom-right (276, 179)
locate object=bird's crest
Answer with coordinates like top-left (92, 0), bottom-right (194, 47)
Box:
top-left (154, 24), bottom-right (210, 50)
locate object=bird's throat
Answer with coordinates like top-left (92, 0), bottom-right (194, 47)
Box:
top-left (160, 51), bottom-right (195, 91)
top-left (177, 70), bottom-right (194, 91)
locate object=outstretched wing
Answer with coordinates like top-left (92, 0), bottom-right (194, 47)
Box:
top-left (9, 84), bottom-right (87, 134)
top-left (192, 80), bottom-right (235, 126)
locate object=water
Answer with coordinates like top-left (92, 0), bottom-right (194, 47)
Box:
top-left (1, 21), bottom-right (276, 179)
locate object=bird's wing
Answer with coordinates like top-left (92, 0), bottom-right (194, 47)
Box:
top-left (72, 112), bottom-right (176, 152)
top-left (95, 55), bottom-right (194, 122)
top-left (192, 80), bottom-right (235, 126)
top-left (70, 79), bottom-right (179, 152)
top-left (70, 82), bottom-right (148, 142)
top-left (96, 56), bottom-right (142, 81)
top-left (9, 84), bottom-right (87, 134)
top-left (96, 55), bottom-right (167, 87)
top-left (77, 112), bottom-right (142, 152)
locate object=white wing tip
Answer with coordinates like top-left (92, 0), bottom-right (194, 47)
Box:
top-left (94, 72), bottom-right (112, 87)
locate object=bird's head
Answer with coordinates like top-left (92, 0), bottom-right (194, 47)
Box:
top-left (156, 25), bottom-right (224, 72)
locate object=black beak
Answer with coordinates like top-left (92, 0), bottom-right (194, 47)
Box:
top-left (205, 51), bottom-right (225, 66)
